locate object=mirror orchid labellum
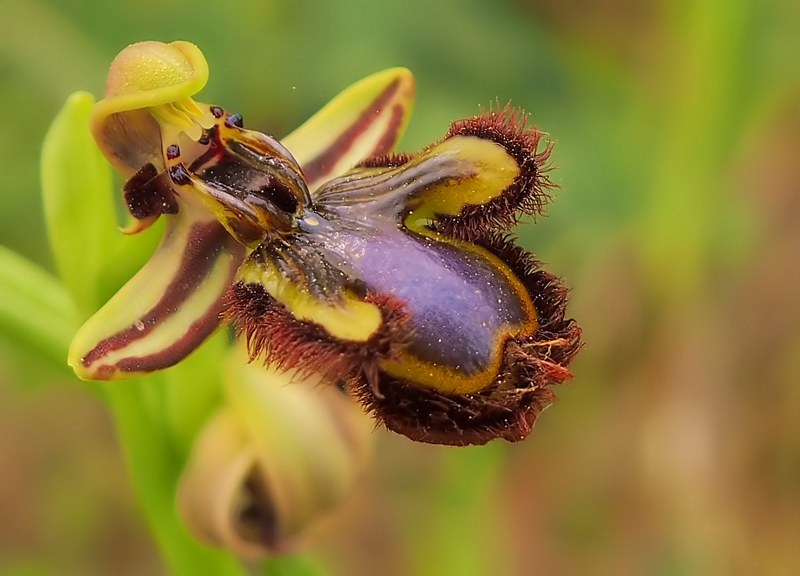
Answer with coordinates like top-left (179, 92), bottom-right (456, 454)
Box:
top-left (70, 41), bottom-right (581, 446)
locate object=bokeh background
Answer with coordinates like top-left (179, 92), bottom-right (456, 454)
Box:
top-left (1, 0), bottom-right (799, 574)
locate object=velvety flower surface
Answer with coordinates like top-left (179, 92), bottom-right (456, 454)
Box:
top-left (70, 41), bottom-right (581, 446)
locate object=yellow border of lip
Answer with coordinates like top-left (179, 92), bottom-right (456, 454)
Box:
top-left (238, 258), bottom-right (383, 342)
top-left (379, 237), bottom-right (538, 395)
top-left (91, 41), bottom-right (208, 125)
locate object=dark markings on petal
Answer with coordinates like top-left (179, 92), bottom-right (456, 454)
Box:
top-left (123, 163), bottom-right (178, 220)
top-left (355, 151), bottom-right (415, 169)
top-left (435, 102), bottom-right (554, 241)
top-left (302, 78), bottom-right (402, 185)
top-left (188, 126), bottom-right (223, 173)
top-left (369, 104), bottom-right (406, 159)
top-left (237, 466), bottom-right (280, 549)
top-left (81, 222), bottom-right (240, 370)
top-left (351, 232), bottom-right (581, 446)
top-left (114, 300), bottom-right (227, 374)
top-left (252, 241), bottom-right (354, 302)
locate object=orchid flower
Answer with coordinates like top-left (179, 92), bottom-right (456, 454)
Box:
top-left (69, 41), bottom-right (581, 446)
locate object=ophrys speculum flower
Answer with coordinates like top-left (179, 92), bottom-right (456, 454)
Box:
top-left (71, 41), bottom-right (581, 446)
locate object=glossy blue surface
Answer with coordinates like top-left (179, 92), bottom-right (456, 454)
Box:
top-left (304, 207), bottom-right (531, 375)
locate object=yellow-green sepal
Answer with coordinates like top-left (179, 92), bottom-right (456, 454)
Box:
top-left (68, 197), bottom-right (245, 381)
top-left (282, 67), bottom-right (416, 192)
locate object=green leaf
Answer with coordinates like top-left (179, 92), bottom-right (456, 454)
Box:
top-left (0, 245), bottom-right (78, 367)
top-left (41, 91), bottom-right (121, 314)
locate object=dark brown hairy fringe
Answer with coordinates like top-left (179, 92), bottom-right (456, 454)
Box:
top-left (355, 151), bottom-right (415, 169)
top-left (352, 231), bottom-right (581, 445)
top-left (225, 282), bottom-right (411, 387)
top-left (435, 102), bottom-right (555, 241)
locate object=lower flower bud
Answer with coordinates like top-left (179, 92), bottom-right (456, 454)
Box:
top-left (177, 349), bottom-right (371, 556)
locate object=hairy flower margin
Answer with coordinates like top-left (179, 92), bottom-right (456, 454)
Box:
top-left (69, 41), bottom-right (581, 446)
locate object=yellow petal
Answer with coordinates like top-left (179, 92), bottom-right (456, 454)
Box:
top-left (103, 41), bottom-right (207, 99)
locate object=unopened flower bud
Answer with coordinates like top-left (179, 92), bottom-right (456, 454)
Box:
top-left (178, 349), bottom-right (371, 557)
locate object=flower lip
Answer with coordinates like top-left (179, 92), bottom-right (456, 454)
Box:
top-left (354, 231), bottom-right (582, 446)
top-left (227, 105), bottom-right (582, 445)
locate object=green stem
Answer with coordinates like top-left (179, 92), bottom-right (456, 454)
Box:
top-left (106, 380), bottom-right (248, 576)
top-left (640, 0), bottom-right (752, 307)
top-left (260, 554), bottom-right (326, 576)
top-left (412, 444), bottom-right (511, 576)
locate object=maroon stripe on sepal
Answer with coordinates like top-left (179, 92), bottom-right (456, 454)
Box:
top-left (82, 221), bottom-right (243, 371)
top-left (368, 104), bottom-right (405, 159)
top-left (302, 79), bottom-right (401, 185)
top-left (114, 301), bottom-right (227, 374)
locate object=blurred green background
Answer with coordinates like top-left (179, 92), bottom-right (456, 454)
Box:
top-left (1, 0), bottom-right (799, 574)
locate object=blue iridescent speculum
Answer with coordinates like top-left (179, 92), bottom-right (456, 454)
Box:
top-left (72, 40), bottom-right (581, 445)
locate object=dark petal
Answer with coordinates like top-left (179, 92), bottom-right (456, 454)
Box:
top-left (352, 232), bottom-right (581, 446)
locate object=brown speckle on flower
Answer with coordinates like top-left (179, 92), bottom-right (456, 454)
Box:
top-left (123, 162), bottom-right (178, 220)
